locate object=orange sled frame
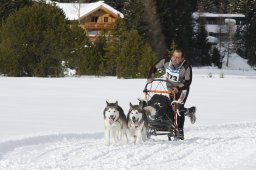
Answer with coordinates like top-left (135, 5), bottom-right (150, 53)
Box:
top-left (143, 79), bottom-right (179, 140)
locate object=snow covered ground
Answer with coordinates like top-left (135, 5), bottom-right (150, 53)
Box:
top-left (0, 66), bottom-right (256, 169)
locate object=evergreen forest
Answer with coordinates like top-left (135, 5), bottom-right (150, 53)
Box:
top-left (0, 0), bottom-right (255, 77)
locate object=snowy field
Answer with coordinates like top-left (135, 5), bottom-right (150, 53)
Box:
top-left (0, 68), bottom-right (256, 170)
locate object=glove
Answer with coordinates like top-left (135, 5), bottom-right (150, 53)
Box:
top-left (172, 103), bottom-right (183, 111)
top-left (171, 99), bottom-right (184, 111)
top-left (172, 87), bottom-right (179, 94)
top-left (147, 79), bottom-right (153, 84)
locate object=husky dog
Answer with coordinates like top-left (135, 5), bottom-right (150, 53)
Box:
top-left (103, 101), bottom-right (128, 146)
top-left (127, 102), bottom-right (148, 144)
top-left (139, 95), bottom-right (172, 121)
top-left (138, 98), bottom-right (157, 118)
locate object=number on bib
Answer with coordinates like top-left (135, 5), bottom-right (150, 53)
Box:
top-left (166, 67), bottom-right (180, 82)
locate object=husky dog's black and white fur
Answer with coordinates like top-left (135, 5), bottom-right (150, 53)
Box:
top-left (139, 95), bottom-right (173, 120)
top-left (103, 101), bottom-right (128, 145)
top-left (127, 102), bottom-right (149, 144)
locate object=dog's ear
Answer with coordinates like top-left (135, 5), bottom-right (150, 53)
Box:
top-left (139, 100), bottom-right (147, 109)
top-left (115, 101), bottom-right (118, 106)
top-left (138, 102), bottom-right (143, 110)
top-left (106, 101), bottom-right (109, 106)
top-left (130, 102), bottom-right (133, 108)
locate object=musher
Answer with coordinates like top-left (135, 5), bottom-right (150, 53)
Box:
top-left (147, 48), bottom-right (196, 140)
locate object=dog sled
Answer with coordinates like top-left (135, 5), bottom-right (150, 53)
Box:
top-left (143, 79), bottom-right (181, 141)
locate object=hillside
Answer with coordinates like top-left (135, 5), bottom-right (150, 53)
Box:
top-left (222, 53), bottom-right (253, 70)
top-left (192, 52), bottom-right (256, 78)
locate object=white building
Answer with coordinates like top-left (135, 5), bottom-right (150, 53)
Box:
top-left (193, 12), bottom-right (246, 45)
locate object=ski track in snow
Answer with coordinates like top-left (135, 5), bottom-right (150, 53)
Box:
top-left (1, 122), bottom-right (256, 170)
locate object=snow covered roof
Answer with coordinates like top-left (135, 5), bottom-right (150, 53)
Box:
top-left (193, 12), bottom-right (245, 20)
top-left (224, 18), bottom-right (236, 24)
top-left (207, 36), bottom-right (219, 43)
top-left (205, 25), bottom-right (232, 33)
top-left (48, 1), bottom-right (124, 20)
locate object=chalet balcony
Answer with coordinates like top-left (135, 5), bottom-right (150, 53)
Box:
top-left (81, 22), bottom-right (114, 30)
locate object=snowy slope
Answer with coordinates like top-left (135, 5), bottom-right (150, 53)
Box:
top-left (1, 123), bottom-right (256, 170)
top-left (222, 53), bottom-right (253, 70)
top-left (193, 52), bottom-right (255, 78)
top-left (0, 69), bottom-right (256, 169)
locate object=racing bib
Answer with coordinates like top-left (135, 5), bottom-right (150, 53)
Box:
top-left (166, 66), bottom-right (180, 82)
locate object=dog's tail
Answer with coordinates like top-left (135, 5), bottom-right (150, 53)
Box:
top-left (143, 106), bottom-right (156, 116)
top-left (137, 97), bottom-right (156, 116)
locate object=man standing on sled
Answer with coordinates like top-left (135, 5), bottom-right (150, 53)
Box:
top-left (147, 48), bottom-right (196, 140)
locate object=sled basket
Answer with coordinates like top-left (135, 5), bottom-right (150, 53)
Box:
top-left (143, 79), bottom-right (179, 140)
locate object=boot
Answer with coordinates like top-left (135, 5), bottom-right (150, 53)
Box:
top-left (185, 106), bottom-right (196, 124)
top-left (176, 128), bottom-right (184, 140)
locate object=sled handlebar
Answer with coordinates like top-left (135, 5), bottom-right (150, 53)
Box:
top-left (143, 78), bottom-right (175, 95)
top-left (143, 78), bottom-right (177, 127)
top-left (149, 78), bottom-right (169, 83)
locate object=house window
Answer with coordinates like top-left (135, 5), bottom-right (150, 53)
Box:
top-left (87, 30), bottom-right (98, 36)
top-left (104, 17), bottom-right (108, 23)
top-left (209, 32), bottom-right (216, 37)
top-left (91, 16), bottom-right (98, 23)
top-left (207, 19), bottom-right (217, 25)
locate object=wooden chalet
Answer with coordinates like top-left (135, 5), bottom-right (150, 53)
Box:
top-left (55, 1), bottom-right (124, 41)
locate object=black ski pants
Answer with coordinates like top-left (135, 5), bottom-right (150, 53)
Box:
top-left (169, 88), bottom-right (190, 129)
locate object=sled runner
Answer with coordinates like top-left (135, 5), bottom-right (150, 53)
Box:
top-left (143, 79), bottom-right (180, 141)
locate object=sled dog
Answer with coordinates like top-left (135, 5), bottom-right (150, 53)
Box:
top-left (103, 101), bottom-right (128, 146)
top-left (138, 95), bottom-right (172, 120)
top-left (127, 102), bottom-right (148, 144)
top-left (138, 98), bottom-right (157, 118)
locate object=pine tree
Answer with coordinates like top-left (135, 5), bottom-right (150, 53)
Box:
top-left (212, 47), bottom-right (222, 68)
top-left (54, 0), bottom-right (96, 2)
top-left (0, 3), bottom-right (82, 76)
top-left (194, 18), bottom-right (211, 66)
top-left (233, 25), bottom-right (246, 58)
top-left (155, 0), bottom-right (194, 61)
top-left (226, 0), bottom-right (244, 13)
top-left (197, 0), bottom-right (217, 12)
top-left (98, 19), bottom-right (128, 76)
top-left (245, 15), bottom-right (256, 67)
top-left (154, 0), bottom-right (175, 52)
top-left (80, 35), bottom-right (106, 75)
top-left (0, 0), bottom-right (32, 22)
top-left (116, 29), bottom-right (142, 78)
top-left (104, 0), bottom-right (125, 12)
top-left (65, 24), bottom-right (91, 75)
top-left (99, 40), bottom-right (118, 76)
top-left (245, 0), bottom-right (256, 21)
top-left (122, 0), bottom-right (150, 41)
top-left (168, 40), bottom-right (177, 56)
top-left (141, 0), bottom-right (166, 58)
top-left (239, 0), bottom-right (256, 67)
top-left (138, 43), bottom-right (157, 78)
